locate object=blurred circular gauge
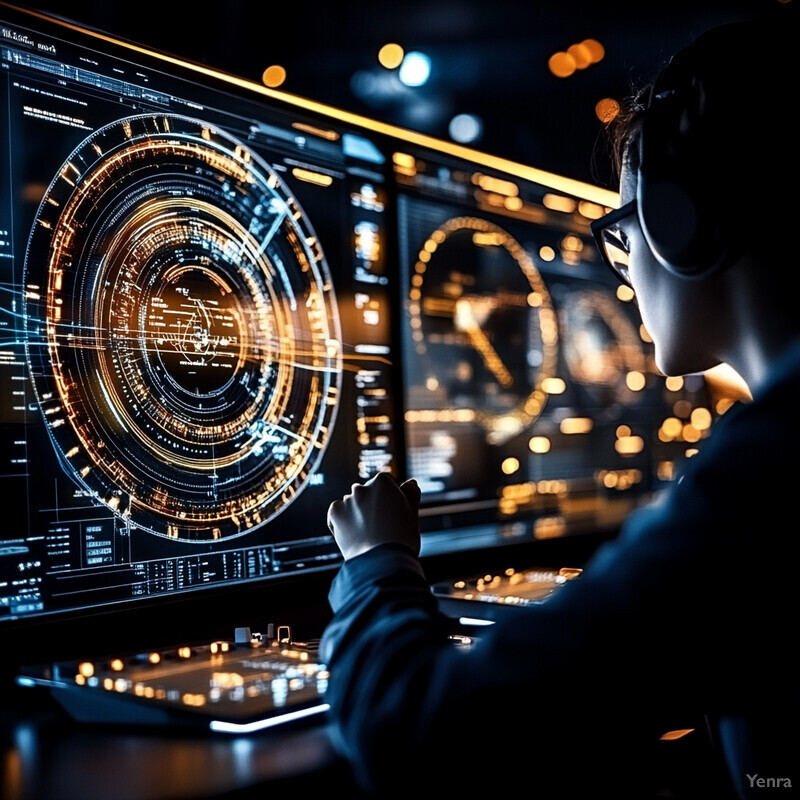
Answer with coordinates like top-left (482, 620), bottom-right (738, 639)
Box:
top-left (407, 216), bottom-right (557, 444)
top-left (559, 287), bottom-right (646, 407)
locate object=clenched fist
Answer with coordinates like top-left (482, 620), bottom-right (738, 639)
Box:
top-left (327, 471), bottom-right (421, 560)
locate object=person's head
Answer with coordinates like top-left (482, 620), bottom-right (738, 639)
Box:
top-left (593, 2), bottom-right (798, 380)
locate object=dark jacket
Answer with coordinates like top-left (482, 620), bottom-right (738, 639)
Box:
top-left (321, 341), bottom-right (800, 799)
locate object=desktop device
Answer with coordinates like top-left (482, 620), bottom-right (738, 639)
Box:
top-left (0, 1), bottom-right (720, 731)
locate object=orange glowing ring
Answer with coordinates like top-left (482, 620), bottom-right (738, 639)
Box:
top-left (23, 114), bottom-right (341, 541)
top-left (559, 287), bottom-right (647, 411)
top-left (407, 216), bottom-right (557, 443)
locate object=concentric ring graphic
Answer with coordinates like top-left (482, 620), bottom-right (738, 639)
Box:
top-left (559, 287), bottom-right (646, 407)
top-left (407, 216), bottom-right (558, 444)
top-left (23, 114), bottom-right (342, 541)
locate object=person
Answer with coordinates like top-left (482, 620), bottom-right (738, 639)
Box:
top-left (320, 4), bottom-right (799, 798)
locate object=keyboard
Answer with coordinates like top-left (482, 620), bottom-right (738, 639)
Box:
top-left (433, 565), bottom-right (582, 622)
top-left (16, 625), bottom-right (330, 733)
top-left (16, 568), bottom-right (581, 731)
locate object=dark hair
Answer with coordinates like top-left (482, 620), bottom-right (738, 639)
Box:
top-left (603, 86), bottom-right (647, 183)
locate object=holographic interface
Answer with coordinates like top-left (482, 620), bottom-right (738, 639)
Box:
top-left (1, 6), bottom-right (397, 621)
top-left (24, 114), bottom-right (341, 542)
top-left (1, 4), bottom-right (718, 629)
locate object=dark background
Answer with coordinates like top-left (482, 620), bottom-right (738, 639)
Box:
top-left (11, 0), bottom-right (777, 191)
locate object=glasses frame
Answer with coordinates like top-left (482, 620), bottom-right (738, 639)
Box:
top-left (590, 199), bottom-right (637, 287)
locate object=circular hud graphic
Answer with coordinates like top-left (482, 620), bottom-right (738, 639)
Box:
top-left (407, 216), bottom-right (557, 444)
top-left (24, 114), bottom-right (342, 541)
top-left (559, 287), bottom-right (646, 408)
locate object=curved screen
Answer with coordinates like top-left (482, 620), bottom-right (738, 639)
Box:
top-left (0, 2), bottom-right (718, 635)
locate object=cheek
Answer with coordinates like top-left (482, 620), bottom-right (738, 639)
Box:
top-left (627, 238), bottom-right (656, 307)
top-left (628, 239), bottom-right (671, 337)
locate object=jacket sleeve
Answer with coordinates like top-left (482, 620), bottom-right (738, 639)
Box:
top-left (318, 362), bottom-right (800, 798)
top-left (318, 519), bottom-right (709, 797)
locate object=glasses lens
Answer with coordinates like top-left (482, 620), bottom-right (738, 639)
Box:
top-left (600, 227), bottom-right (631, 286)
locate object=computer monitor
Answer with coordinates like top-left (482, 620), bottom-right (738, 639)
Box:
top-left (0, 2), bottom-right (715, 658)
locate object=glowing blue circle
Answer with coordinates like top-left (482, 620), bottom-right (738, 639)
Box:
top-left (398, 51), bottom-right (431, 87)
top-left (449, 113), bottom-right (483, 143)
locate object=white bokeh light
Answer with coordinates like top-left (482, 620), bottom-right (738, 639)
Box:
top-left (398, 51), bottom-right (431, 87)
top-left (448, 113), bottom-right (483, 143)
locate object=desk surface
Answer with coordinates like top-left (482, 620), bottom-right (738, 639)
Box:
top-left (1, 689), bottom-right (356, 800)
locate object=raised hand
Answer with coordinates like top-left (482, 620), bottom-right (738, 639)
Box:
top-left (327, 471), bottom-right (421, 560)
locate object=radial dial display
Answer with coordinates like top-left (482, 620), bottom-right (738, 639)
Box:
top-left (407, 216), bottom-right (557, 444)
top-left (24, 114), bottom-right (342, 541)
top-left (559, 287), bottom-right (646, 409)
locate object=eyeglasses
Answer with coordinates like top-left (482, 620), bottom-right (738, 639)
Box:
top-left (590, 199), bottom-right (636, 287)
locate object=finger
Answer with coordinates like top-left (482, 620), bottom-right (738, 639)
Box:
top-left (371, 470), bottom-right (398, 488)
top-left (400, 478), bottom-right (421, 511)
top-left (326, 500), bottom-right (339, 533)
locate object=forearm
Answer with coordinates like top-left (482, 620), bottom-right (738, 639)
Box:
top-left (320, 544), bottom-right (457, 788)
